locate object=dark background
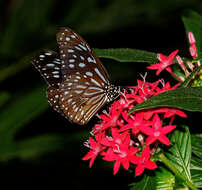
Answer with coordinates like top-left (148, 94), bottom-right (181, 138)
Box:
top-left (0, 0), bottom-right (201, 189)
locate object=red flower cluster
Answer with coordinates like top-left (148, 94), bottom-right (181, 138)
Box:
top-left (82, 79), bottom-right (187, 176)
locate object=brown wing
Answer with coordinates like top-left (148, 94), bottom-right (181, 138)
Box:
top-left (58, 72), bottom-right (108, 125)
top-left (47, 86), bottom-right (64, 115)
top-left (56, 27), bottom-right (110, 84)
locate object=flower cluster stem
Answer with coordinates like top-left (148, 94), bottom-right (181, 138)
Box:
top-left (158, 152), bottom-right (198, 190)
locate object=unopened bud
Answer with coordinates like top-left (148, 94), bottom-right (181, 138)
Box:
top-left (188, 32), bottom-right (196, 44)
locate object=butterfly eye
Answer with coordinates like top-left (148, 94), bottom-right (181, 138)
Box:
top-left (32, 27), bottom-right (121, 125)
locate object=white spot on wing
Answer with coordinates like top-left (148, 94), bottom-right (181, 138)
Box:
top-left (80, 56), bottom-right (84, 60)
top-left (68, 49), bottom-right (74, 53)
top-left (67, 82), bottom-right (72, 86)
top-left (45, 52), bottom-right (52, 56)
top-left (75, 90), bottom-right (83, 94)
top-left (52, 71), bottom-right (59, 74)
top-left (68, 99), bottom-right (72, 103)
top-left (78, 44), bottom-right (87, 51)
top-left (94, 68), bottom-right (108, 83)
top-left (86, 72), bottom-right (93, 77)
top-left (75, 46), bottom-right (82, 51)
top-left (89, 86), bottom-right (104, 92)
top-left (79, 63), bottom-right (85, 68)
top-left (69, 64), bottom-right (75, 68)
top-left (76, 85), bottom-right (86, 89)
top-left (90, 78), bottom-right (102, 87)
top-left (69, 59), bottom-right (75, 63)
top-left (47, 64), bottom-right (55, 67)
top-left (87, 56), bottom-right (96, 63)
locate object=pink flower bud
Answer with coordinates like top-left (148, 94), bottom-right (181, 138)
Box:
top-left (176, 55), bottom-right (186, 72)
top-left (188, 32), bottom-right (196, 44)
top-left (189, 45), bottom-right (197, 59)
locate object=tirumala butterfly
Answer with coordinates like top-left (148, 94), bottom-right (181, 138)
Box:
top-left (32, 27), bottom-right (121, 125)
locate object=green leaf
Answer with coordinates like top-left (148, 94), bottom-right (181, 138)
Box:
top-left (165, 126), bottom-right (192, 182)
top-left (156, 167), bottom-right (175, 190)
top-left (0, 85), bottom-right (48, 139)
top-left (182, 10), bottom-right (202, 53)
top-left (190, 157), bottom-right (202, 188)
top-left (191, 156), bottom-right (202, 171)
top-left (190, 134), bottom-right (202, 188)
top-left (191, 169), bottom-right (202, 189)
top-left (180, 66), bottom-right (202, 87)
top-left (130, 175), bottom-right (156, 190)
top-left (129, 87), bottom-right (202, 113)
top-left (95, 48), bottom-right (157, 63)
top-left (191, 134), bottom-right (202, 158)
top-left (0, 92), bottom-right (10, 107)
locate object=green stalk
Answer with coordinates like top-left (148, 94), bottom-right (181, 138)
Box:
top-left (158, 152), bottom-right (198, 190)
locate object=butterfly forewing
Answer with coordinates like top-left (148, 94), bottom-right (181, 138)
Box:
top-left (56, 27), bottom-right (110, 85)
top-left (32, 50), bottom-right (64, 114)
top-left (32, 50), bottom-right (62, 88)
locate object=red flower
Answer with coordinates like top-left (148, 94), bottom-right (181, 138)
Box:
top-left (140, 114), bottom-right (176, 146)
top-left (154, 81), bottom-right (180, 95)
top-left (99, 101), bottom-right (124, 131)
top-left (153, 108), bottom-right (187, 118)
top-left (82, 133), bottom-right (105, 167)
top-left (102, 130), bottom-right (139, 174)
top-left (137, 80), bottom-right (160, 100)
top-left (131, 146), bottom-right (157, 176)
top-left (101, 128), bottom-right (128, 147)
top-left (120, 112), bottom-right (152, 134)
top-left (147, 50), bottom-right (178, 75)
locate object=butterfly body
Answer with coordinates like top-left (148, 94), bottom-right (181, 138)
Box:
top-left (32, 27), bottom-right (120, 125)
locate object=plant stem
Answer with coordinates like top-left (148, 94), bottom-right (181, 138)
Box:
top-left (158, 152), bottom-right (198, 190)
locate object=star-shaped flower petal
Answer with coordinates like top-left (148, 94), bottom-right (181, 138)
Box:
top-left (153, 108), bottom-right (187, 118)
top-left (82, 133), bottom-right (105, 167)
top-left (147, 50), bottom-right (178, 75)
top-left (140, 114), bottom-right (176, 146)
top-left (130, 146), bottom-right (157, 176)
top-left (121, 112), bottom-right (152, 134)
top-left (99, 101), bottom-right (124, 131)
top-left (102, 130), bottom-right (139, 174)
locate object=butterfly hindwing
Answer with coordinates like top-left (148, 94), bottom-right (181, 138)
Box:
top-left (47, 86), bottom-right (63, 114)
top-left (58, 73), bottom-right (107, 125)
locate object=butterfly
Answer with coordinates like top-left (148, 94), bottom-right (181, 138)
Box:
top-left (32, 27), bottom-right (121, 125)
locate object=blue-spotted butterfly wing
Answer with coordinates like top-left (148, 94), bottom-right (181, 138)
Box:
top-left (32, 50), bottom-right (64, 114)
top-left (56, 27), bottom-right (110, 82)
top-left (56, 27), bottom-right (112, 124)
top-left (58, 73), bottom-right (109, 125)
top-left (32, 50), bottom-right (62, 87)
